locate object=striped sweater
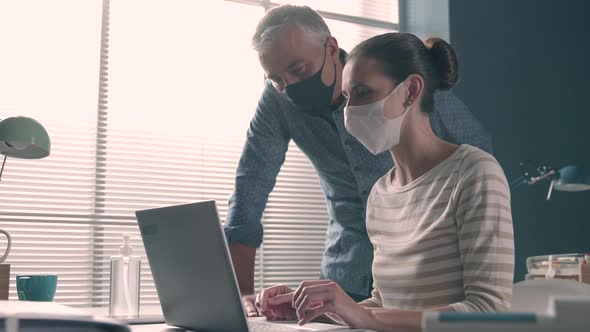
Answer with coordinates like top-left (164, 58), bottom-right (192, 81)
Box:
top-left (365, 144), bottom-right (514, 312)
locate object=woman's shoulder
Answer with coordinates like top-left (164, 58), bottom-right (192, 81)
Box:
top-left (456, 144), bottom-right (506, 179)
top-left (372, 167), bottom-right (396, 192)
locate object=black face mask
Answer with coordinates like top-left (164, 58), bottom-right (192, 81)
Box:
top-left (283, 44), bottom-right (337, 115)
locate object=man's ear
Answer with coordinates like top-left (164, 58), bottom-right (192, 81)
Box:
top-left (326, 36), bottom-right (340, 58)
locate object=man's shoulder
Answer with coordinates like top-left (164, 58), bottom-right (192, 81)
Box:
top-left (258, 81), bottom-right (295, 113)
top-left (248, 82), bottom-right (295, 138)
top-left (433, 89), bottom-right (467, 110)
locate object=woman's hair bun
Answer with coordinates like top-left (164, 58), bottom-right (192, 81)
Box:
top-left (424, 37), bottom-right (459, 89)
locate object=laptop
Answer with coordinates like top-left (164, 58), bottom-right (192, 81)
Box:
top-left (136, 201), bottom-right (362, 332)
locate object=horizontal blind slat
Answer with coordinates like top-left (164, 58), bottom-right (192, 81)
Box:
top-left (0, 0), bottom-right (398, 307)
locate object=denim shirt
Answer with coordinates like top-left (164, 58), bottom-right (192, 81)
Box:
top-left (224, 69), bottom-right (493, 297)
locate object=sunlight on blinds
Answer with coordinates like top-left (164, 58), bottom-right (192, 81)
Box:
top-left (105, 0), bottom-right (330, 301)
top-left (326, 18), bottom-right (392, 52)
top-left (0, 0), bottom-right (397, 307)
top-left (0, 0), bottom-right (102, 306)
top-left (274, 0), bottom-right (398, 23)
top-left (107, 0), bottom-right (263, 140)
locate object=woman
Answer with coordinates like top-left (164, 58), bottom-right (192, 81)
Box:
top-left (255, 33), bottom-right (514, 332)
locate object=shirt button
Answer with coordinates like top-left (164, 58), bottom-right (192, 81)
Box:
top-left (344, 140), bottom-right (353, 149)
top-left (353, 166), bottom-right (361, 172)
top-left (362, 190), bottom-right (368, 195)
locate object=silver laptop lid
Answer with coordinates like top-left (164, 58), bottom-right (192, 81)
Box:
top-left (136, 201), bottom-right (247, 332)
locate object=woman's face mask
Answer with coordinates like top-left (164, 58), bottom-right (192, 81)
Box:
top-left (344, 80), bottom-right (411, 155)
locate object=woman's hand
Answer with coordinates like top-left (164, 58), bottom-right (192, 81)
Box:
top-left (292, 280), bottom-right (372, 328)
top-left (255, 284), bottom-right (298, 321)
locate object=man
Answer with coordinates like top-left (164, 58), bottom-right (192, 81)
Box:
top-left (224, 5), bottom-right (493, 316)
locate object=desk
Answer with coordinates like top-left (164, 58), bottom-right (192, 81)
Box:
top-left (90, 307), bottom-right (373, 331)
top-left (128, 320), bottom-right (372, 332)
top-left (130, 323), bottom-right (181, 332)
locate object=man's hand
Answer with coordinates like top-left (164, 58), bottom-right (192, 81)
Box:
top-left (255, 284), bottom-right (298, 321)
top-left (242, 294), bottom-right (259, 317)
top-left (229, 243), bottom-right (258, 316)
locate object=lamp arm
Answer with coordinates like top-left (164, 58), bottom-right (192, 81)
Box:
top-left (509, 174), bottom-right (529, 190)
top-left (527, 169), bottom-right (556, 185)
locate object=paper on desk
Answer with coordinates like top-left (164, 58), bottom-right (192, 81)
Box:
top-left (0, 300), bottom-right (93, 320)
top-left (512, 279), bottom-right (590, 314)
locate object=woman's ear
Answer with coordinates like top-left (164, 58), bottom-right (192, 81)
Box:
top-left (405, 74), bottom-right (425, 107)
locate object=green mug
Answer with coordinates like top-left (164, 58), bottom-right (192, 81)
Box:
top-left (16, 274), bottom-right (58, 301)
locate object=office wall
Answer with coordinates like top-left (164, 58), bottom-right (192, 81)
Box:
top-left (402, 0), bottom-right (450, 41)
top-left (449, 0), bottom-right (590, 280)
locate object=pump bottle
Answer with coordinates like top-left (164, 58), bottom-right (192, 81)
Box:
top-left (109, 234), bottom-right (141, 316)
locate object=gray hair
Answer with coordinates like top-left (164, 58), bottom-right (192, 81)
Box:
top-left (252, 5), bottom-right (331, 52)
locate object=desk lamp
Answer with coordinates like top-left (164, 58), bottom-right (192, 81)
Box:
top-left (0, 116), bottom-right (50, 299)
top-left (0, 116), bottom-right (51, 181)
top-left (510, 161), bottom-right (590, 200)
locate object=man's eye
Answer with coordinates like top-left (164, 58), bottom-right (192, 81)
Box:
top-left (272, 81), bottom-right (285, 91)
top-left (267, 77), bottom-right (284, 90)
top-left (293, 66), bottom-right (306, 75)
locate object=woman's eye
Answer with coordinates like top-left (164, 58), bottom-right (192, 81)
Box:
top-left (354, 88), bottom-right (370, 98)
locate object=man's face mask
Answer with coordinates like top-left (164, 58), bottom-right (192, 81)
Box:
top-left (283, 43), bottom-right (337, 115)
top-left (344, 80), bottom-right (411, 155)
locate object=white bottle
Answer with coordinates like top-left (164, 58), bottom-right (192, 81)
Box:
top-left (109, 234), bottom-right (141, 317)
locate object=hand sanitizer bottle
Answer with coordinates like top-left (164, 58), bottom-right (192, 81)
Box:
top-left (109, 234), bottom-right (141, 317)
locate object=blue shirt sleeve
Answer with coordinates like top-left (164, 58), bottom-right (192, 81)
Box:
top-left (430, 90), bottom-right (494, 154)
top-left (224, 83), bottom-right (290, 248)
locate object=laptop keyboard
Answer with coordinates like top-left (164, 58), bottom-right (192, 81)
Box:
top-left (248, 320), bottom-right (313, 331)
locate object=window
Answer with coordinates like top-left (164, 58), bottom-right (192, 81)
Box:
top-left (0, 0), bottom-right (398, 307)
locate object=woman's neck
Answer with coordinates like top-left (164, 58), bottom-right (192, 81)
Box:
top-left (390, 110), bottom-right (458, 187)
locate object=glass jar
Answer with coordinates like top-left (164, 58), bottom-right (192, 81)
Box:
top-left (525, 253), bottom-right (587, 281)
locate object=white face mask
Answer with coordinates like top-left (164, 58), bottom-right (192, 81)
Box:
top-left (344, 81), bottom-right (410, 155)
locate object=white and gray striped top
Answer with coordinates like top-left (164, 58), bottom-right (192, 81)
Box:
top-left (365, 144), bottom-right (514, 312)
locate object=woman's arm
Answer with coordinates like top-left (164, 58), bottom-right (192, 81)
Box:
top-left (449, 153), bottom-right (514, 312)
top-left (358, 286), bottom-right (383, 309)
top-left (364, 306), bottom-right (452, 332)
top-left (312, 297), bottom-right (382, 326)
top-left (291, 280), bottom-right (453, 331)
top-left (358, 300), bottom-right (381, 308)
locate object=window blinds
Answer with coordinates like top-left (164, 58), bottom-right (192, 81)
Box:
top-left (0, 0), bottom-right (105, 306)
top-left (0, 0), bottom-right (397, 307)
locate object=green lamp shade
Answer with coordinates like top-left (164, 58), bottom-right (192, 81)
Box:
top-left (553, 165), bottom-right (590, 192)
top-left (0, 116), bottom-right (51, 159)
